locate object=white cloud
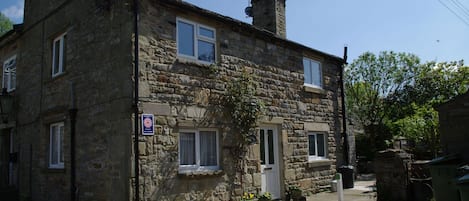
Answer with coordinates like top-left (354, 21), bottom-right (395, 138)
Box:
top-left (1, 0), bottom-right (24, 21)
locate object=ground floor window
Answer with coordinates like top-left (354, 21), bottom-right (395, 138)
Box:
top-left (308, 132), bottom-right (327, 161)
top-left (179, 129), bottom-right (219, 172)
top-left (49, 122), bottom-right (64, 168)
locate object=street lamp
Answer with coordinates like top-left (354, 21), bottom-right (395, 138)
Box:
top-left (0, 88), bottom-right (14, 123)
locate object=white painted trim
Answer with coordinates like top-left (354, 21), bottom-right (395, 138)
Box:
top-left (176, 17), bottom-right (216, 64)
top-left (2, 55), bottom-right (16, 92)
top-left (49, 122), bottom-right (65, 169)
top-left (303, 57), bottom-right (323, 88)
top-left (52, 33), bottom-right (67, 77)
top-left (307, 132), bottom-right (328, 161)
top-left (178, 128), bottom-right (220, 173)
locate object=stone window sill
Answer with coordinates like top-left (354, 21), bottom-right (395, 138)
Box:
top-left (43, 167), bottom-right (66, 173)
top-left (176, 57), bottom-right (214, 68)
top-left (303, 84), bottom-right (326, 94)
top-left (307, 159), bottom-right (333, 168)
top-left (178, 170), bottom-right (224, 178)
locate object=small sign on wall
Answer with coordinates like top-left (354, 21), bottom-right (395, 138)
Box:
top-left (141, 114), bottom-right (154, 136)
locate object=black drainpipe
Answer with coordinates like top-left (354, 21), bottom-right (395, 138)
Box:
top-left (133, 0), bottom-right (140, 201)
top-left (69, 82), bottom-right (77, 201)
top-left (341, 46), bottom-right (349, 166)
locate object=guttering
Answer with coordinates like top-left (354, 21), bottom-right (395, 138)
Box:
top-left (133, 0), bottom-right (140, 200)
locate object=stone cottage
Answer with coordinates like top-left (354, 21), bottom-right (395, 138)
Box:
top-left (0, 0), bottom-right (348, 200)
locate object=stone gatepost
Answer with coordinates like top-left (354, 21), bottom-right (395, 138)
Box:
top-left (375, 149), bottom-right (412, 201)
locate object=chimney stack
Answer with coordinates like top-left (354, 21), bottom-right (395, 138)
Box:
top-left (250, 0), bottom-right (286, 38)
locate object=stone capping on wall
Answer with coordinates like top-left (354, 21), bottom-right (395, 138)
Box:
top-left (307, 159), bottom-right (334, 168)
top-left (178, 170), bottom-right (224, 178)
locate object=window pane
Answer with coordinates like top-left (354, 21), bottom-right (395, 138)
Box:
top-left (268, 130), bottom-right (274, 164)
top-left (303, 59), bottom-right (312, 84)
top-left (177, 21), bottom-right (195, 56)
top-left (10, 65), bottom-right (16, 90)
top-left (53, 40), bottom-right (60, 74)
top-left (317, 134), bottom-right (325, 157)
top-left (311, 61), bottom-right (321, 87)
top-left (199, 27), bottom-right (214, 38)
top-left (260, 130), bottom-right (265, 165)
top-left (51, 126), bottom-right (58, 165)
top-left (308, 135), bottom-right (316, 156)
top-left (59, 126), bottom-right (64, 163)
top-left (3, 66), bottom-right (9, 90)
top-left (197, 40), bottom-right (215, 63)
top-left (62, 35), bottom-right (67, 72)
top-left (200, 131), bottom-right (217, 166)
top-left (179, 132), bottom-right (195, 165)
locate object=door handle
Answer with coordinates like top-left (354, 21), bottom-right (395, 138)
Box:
top-left (264, 167), bottom-right (272, 170)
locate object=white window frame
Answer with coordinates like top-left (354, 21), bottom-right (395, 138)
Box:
top-left (52, 33), bottom-right (67, 77)
top-left (2, 55), bottom-right (16, 92)
top-left (176, 18), bottom-right (216, 64)
top-left (303, 57), bottom-right (323, 89)
top-left (49, 122), bottom-right (64, 169)
top-left (178, 128), bottom-right (219, 173)
top-left (308, 132), bottom-right (327, 161)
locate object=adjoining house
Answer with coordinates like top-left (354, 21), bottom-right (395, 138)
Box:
top-left (0, 0), bottom-right (349, 200)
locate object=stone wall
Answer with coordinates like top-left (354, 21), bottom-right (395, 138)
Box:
top-left (135, 1), bottom-right (343, 200)
top-left (13, 1), bottom-right (134, 200)
top-left (375, 149), bottom-right (412, 201)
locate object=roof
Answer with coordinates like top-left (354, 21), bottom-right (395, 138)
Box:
top-left (0, 24), bottom-right (23, 48)
top-left (157, 0), bottom-right (345, 63)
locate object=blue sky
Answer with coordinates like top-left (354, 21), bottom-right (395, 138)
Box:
top-left (183, 0), bottom-right (469, 64)
top-left (1, 0), bottom-right (468, 63)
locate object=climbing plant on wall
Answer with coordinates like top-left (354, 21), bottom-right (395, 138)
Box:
top-left (223, 68), bottom-right (265, 152)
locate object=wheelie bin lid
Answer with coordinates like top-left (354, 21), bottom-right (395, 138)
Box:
top-left (428, 154), bottom-right (461, 166)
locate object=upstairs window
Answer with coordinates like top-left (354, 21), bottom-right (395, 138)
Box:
top-left (49, 122), bottom-right (64, 169)
top-left (308, 132), bottom-right (327, 161)
top-left (303, 58), bottom-right (322, 88)
top-left (2, 55), bottom-right (16, 92)
top-left (179, 129), bottom-right (219, 173)
top-left (177, 18), bottom-right (216, 63)
top-left (52, 33), bottom-right (67, 77)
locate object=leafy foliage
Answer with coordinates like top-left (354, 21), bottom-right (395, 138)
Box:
top-left (345, 51), bottom-right (421, 127)
top-left (0, 13), bottom-right (13, 36)
top-left (346, 51), bottom-right (468, 159)
top-left (223, 68), bottom-right (265, 146)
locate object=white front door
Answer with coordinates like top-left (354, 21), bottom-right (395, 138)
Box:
top-left (260, 127), bottom-right (281, 199)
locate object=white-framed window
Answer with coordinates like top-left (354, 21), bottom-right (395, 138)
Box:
top-left (49, 122), bottom-right (64, 169)
top-left (52, 33), bottom-right (67, 77)
top-left (303, 58), bottom-right (322, 88)
top-left (177, 18), bottom-right (216, 63)
top-left (2, 55), bottom-right (16, 92)
top-left (308, 132), bottom-right (327, 161)
top-left (178, 129), bottom-right (219, 173)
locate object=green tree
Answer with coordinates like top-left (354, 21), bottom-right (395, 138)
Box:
top-left (346, 51), bottom-right (469, 160)
top-left (345, 51), bottom-right (421, 156)
top-left (0, 13), bottom-right (13, 36)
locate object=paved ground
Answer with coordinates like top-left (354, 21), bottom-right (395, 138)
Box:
top-left (307, 174), bottom-right (377, 201)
